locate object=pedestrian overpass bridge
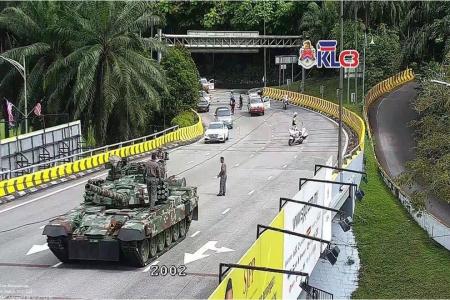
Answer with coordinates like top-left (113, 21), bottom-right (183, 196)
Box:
top-left (159, 30), bottom-right (303, 53)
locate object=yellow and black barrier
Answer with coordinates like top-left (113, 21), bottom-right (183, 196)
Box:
top-left (363, 68), bottom-right (415, 138)
top-left (0, 112), bottom-right (204, 198)
top-left (263, 86), bottom-right (366, 167)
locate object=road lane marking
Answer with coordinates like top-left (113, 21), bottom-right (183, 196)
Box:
top-left (234, 163), bottom-right (239, 167)
top-left (283, 164), bottom-right (288, 168)
top-left (294, 155), bottom-right (298, 159)
top-left (39, 225), bottom-right (45, 229)
top-left (190, 231), bottom-right (200, 238)
top-left (143, 260), bottom-right (159, 272)
top-left (187, 160), bottom-right (194, 164)
top-left (222, 208), bottom-right (230, 215)
top-left (248, 190), bottom-right (254, 195)
top-left (267, 176), bottom-right (273, 180)
top-left (0, 173), bottom-right (106, 214)
top-left (206, 153), bottom-right (210, 156)
top-left (184, 241), bottom-right (234, 264)
top-left (51, 262), bottom-right (63, 268)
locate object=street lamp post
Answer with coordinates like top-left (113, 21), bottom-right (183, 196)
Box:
top-left (0, 55), bottom-right (28, 133)
top-left (338, 0), bottom-right (344, 170)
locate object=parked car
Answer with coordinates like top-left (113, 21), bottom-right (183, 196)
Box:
top-left (200, 78), bottom-right (215, 92)
top-left (214, 106), bottom-right (233, 129)
top-left (197, 98), bottom-right (210, 112)
top-left (248, 95), bottom-right (265, 116)
top-left (199, 90), bottom-right (211, 104)
top-left (204, 122), bottom-right (229, 143)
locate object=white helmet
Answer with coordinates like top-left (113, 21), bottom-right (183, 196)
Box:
top-left (293, 112), bottom-right (297, 117)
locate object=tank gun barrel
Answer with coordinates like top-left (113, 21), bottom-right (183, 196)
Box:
top-left (85, 184), bottom-right (128, 202)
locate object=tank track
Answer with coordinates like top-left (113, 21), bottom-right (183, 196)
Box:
top-left (120, 217), bottom-right (192, 267)
top-left (46, 217), bottom-right (192, 267)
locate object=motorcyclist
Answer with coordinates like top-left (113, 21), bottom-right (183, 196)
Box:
top-left (283, 94), bottom-right (289, 109)
top-left (292, 112), bottom-right (298, 128)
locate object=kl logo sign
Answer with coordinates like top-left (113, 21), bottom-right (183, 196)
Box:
top-left (298, 40), bottom-right (359, 69)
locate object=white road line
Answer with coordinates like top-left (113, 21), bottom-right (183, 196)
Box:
top-left (51, 262), bottom-right (63, 268)
top-left (39, 225), bottom-right (45, 229)
top-left (222, 208), bottom-right (231, 215)
top-left (187, 160), bottom-right (194, 164)
top-left (250, 153), bottom-right (254, 157)
top-left (267, 176), bottom-right (273, 180)
top-left (206, 153), bottom-right (210, 156)
top-left (190, 231), bottom-right (200, 238)
top-left (294, 155), bottom-right (298, 159)
top-left (143, 260), bottom-right (159, 272)
top-left (234, 163), bottom-right (240, 167)
top-left (0, 173), bottom-right (106, 214)
top-left (283, 164), bottom-right (288, 168)
top-left (248, 190), bottom-right (255, 195)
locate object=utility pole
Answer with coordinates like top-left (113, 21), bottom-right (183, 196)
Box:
top-left (362, 32), bottom-right (366, 104)
top-left (301, 31), bottom-right (306, 93)
top-left (157, 28), bottom-right (162, 63)
top-left (338, 0), bottom-right (344, 169)
top-left (23, 56), bottom-right (28, 133)
top-left (263, 18), bottom-right (267, 87)
top-left (354, 6), bottom-right (358, 105)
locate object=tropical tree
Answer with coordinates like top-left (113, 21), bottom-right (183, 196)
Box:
top-left (0, 1), bottom-right (71, 117)
top-left (299, 1), bottom-right (337, 42)
top-left (44, 1), bottom-right (166, 143)
top-left (161, 46), bottom-right (200, 125)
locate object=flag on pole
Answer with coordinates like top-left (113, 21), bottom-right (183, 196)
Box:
top-left (33, 101), bottom-right (42, 116)
top-left (3, 98), bottom-right (14, 126)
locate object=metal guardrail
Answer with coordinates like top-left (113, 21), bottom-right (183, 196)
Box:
top-left (0, 111), bottom-right (204, 198)
top-left (0, 125), bottom-right (179, 180)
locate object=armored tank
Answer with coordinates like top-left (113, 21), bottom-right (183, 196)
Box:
top-left (43, 152), bottom-right (198, 267)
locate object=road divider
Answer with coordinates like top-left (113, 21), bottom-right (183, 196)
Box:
top-left (0, 111), bottom-right (204, 200)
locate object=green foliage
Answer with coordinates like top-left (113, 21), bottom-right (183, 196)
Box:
top-left (161, 46), bottom-right (200, 122)
top-left (170, 110), bottom-right (197, 128)
top-left (399, 69), bottom-right (450, 205)
top-left (0, 1), bottom-right (166, 144)
top-left (85, 124), bottom-right (96, 148)
top-left (365, 25), bottom-right (401, 88)
top-left (353, 141), bottom-right (450, 298)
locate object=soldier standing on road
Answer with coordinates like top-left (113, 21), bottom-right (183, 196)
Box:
top-left (217, 157), bottom-right (227, 196)
top-left (145, 152), bottom-right (162, 207)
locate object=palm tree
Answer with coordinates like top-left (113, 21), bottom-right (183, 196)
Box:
top-left (0, 1), bottom-right (70, 116)
top-left (45, 1), bottom-right (166, 143)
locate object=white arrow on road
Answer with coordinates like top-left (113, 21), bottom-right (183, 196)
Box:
top-left (26, 243), bottom-right (49, 255)
top-left (184, 241), bottom-right (234, 264)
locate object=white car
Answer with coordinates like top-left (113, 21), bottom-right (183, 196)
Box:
top-left (199, 91), bottom-right (211, 104)
top-left (200, 78), bottom-right (215, 92)
top-left (204, 122), bottom-right (229, 143)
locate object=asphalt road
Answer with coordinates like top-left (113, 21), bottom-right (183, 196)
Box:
top-left (0, 90), bottom-right (342, 299)
top-left (369, 82), bottom-right (450, 227)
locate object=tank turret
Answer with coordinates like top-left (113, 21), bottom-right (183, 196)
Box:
top-left (86, 184), bottom-right (128, 202)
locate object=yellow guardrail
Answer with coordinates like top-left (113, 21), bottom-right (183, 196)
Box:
top-left (0, 112), bottom-right (204, 198)
top-left (363, 68), bottom-right (415, 138)
top-left (263, 87), bottom-right (365, 167)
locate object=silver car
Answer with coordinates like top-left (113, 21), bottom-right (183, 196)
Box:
top-left (214, 107), bottom-right (233, 129)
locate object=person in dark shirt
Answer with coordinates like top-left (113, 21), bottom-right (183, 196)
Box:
top-left (217, 157), bottom-right (227, 196)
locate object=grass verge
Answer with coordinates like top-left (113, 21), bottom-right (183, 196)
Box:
top-left (352, 140), bottom-right (450, 298)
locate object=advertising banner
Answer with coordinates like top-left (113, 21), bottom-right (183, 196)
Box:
top-left (209, 213), bottom-right (284, 300)
top-left (210, 157), bottom-right (333, 300)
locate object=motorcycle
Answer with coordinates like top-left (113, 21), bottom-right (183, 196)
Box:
top-left (288, 124), bottom-right (308, 146)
